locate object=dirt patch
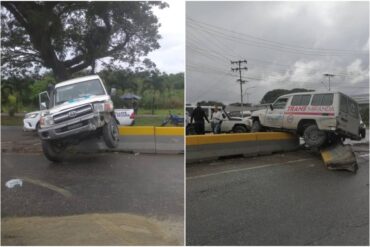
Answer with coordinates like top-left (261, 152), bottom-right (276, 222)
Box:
top-left (1, 213), bottom-right (183, 245)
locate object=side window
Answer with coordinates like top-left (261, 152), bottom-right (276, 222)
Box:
top-left (291, 95), bottom-right (311, 106)
top-left (311, 94), bottom-right (333, 106)
top-left (348, 99), bottom-right (359, 118)
top-left (273, 98), bottom-right (288, 109)
top-left (340, 94), bottom-right (348, 113)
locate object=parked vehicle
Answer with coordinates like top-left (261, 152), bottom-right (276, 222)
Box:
top-left (161, 112), bottom-right (184, 126)
top-left (251, 91), bottom-right (365, 147)
top-left (37, 75), bottom-right (119, 162)
top-left (115, 109), bottom-right (135, 126)
top-left (23, 111), bottom-right (41, 131)
top-left (186, 105), bottom-right (251, 134)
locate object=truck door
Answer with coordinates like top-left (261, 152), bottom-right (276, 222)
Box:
top-left (265, 97), bottom-right (288, 128)
top-left (339, 94), bottom-right (360, 137)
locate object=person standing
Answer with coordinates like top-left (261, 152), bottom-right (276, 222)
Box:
top-left (190, 103), bottom-right (209, 135)
top-left (211, 106), bottom-right (223, 134)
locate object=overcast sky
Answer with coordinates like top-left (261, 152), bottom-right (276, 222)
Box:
top-left (186, 1), bottom-right (369, 105)
top-left (146, 1), bottom-right (185, 74)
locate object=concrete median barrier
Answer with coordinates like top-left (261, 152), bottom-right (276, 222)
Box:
top-left (76, 126), bottom-right (184, 154)
top-left (186, 132), bottom-right (300, 163)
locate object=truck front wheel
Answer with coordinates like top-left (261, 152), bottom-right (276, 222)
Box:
top-left (303, 124), bottom-right (327, 148)
top-left (42, 140), bottom-right (65, 162)
top-left (251, 120), bottom-right (263, 132)
top-left (103, 120), bottom-right (119, 148)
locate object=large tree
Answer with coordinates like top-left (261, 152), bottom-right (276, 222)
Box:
top-left (1, 1), bottom-right (167, 81)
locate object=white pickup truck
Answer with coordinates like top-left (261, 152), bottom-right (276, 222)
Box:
top-left (38, 75), bottom-right (119, 162)
top-left (186, 105), bottom-right (251, 133)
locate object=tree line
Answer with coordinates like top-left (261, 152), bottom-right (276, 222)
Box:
top-left (1, 69), bottom-right (184, 116)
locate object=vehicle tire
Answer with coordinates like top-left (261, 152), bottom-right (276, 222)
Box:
top-left (103, 120), bottom-right (119, 148)
top-left (251, 120), bottom-right (262, 132)
top-left (186, 124), bottom-right (196, 135)
top-left (233, 125), bottom-right (247, 133)
top-left (41, 140), bottom-right (65, 162)
top-left (303, 124), bottom-right (327, 148)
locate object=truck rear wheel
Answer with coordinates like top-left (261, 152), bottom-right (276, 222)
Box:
top-left (233, 125), bottom-right (247, 133)
top-left (41, 140), bottom-right (65, 162)
top-left (303, 124), bottom-right (327, 148)
top-left (251, 120), bottom-right (262, 132)
top-left (103, 120), bottom-right (119, 148)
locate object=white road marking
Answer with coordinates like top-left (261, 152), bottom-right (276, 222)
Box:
top-left (20, 177), bottom-right (72, 198)
top-left (359, 154), bottom-right (369, 157)
top-left (187, 158), bottom-right (314, 180)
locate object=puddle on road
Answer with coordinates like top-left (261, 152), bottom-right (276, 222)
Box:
top-left (1, 213), bottom-right (183, 245)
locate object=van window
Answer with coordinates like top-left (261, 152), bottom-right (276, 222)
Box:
top-left (311, 94), bottom-right (333, 106)
top-left (273, 98), bottom-right (288, 109)
top-left (348, 98), bottom-right (359, 119)
top-left (340, 94), bottom-right (348, 113)
top-left (291, 95), bottom-right (311, 106)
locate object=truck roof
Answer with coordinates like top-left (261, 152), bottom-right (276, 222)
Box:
top-left (280, 91), bottom-right (341, 97)
top-left (55, 75), bottom-right (101, 88)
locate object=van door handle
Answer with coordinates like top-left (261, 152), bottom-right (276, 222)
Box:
top-left (341, 118), bottom-right (348, 122)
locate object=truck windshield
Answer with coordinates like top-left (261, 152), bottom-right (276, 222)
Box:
top-left (54, 79), bottom-right (105, 105)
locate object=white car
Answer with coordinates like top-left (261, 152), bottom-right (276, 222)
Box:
top-left (23, 111), bottom-right (41, 131)
top-left (115, 109), bottom-right (135, 126)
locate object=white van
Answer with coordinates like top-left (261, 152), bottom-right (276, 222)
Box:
top-left (251, 92), bottom-right (365, 147)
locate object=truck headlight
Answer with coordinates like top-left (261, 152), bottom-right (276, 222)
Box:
top-left (40, 115), bottom-right (54, 128)
top-left (25, 113), bottom-right (39, 118)
top-left (94, 100), bottom-right (113, 112)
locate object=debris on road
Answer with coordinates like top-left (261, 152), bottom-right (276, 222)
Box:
top-left (320, 143), bottom-right (358, 172)
top-left (5, 179), bottom-right (23, 189)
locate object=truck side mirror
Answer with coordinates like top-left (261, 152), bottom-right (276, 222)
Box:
top-left (269, 104), bottom-right (274, 111)
top-left (39, 91), bottom-right (50, 110)
top-left (110, 88), bottom-right (117, 97)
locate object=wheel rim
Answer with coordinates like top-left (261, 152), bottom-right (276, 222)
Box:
top-left (111, 123), bottom-right (119, 141)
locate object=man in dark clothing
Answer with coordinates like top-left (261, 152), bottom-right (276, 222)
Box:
top-left (190, 103), bottom-right (209, 135)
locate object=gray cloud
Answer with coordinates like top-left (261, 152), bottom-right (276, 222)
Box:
top-left (186, 1), bottom-right (369, 104)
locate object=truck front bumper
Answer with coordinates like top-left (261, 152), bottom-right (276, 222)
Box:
top-left (38, 113), bottom-right (103, 140)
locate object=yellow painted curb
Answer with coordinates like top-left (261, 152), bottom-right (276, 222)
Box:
top-left (119, 126), bottom-right (155, 136)
top-left (118, 126), bottom-right (184, 136)
top-left (155, 127), bottom-right (184, 136)
top-left (320, 150), bottom-right (332, 165)
top-left (256, 132), bottom-right (296, 141)
top-left (187, 133), bottom-right (257, 146)
top-left (186, 132), bottom-right (297, 146)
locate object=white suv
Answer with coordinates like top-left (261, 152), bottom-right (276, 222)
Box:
top-left (251, 91), bottom-right (364, 147)
top-left (186, 105), bottom-right (251, 133)
top-left (38, 75), bottom-right (119, 162)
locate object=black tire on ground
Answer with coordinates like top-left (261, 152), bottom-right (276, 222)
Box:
top-left (103, 120), bottom-right (119, 148)
top-left (303, 124), bottom-right (327, 148)
top-left (251, 120), bottom-right (262, 132)
top-left (186, 124), bottom-right (196, 135)
top-left (233, 125), bottom-right (248, 133)
top-left (41, 140), bottom-right (65, 162)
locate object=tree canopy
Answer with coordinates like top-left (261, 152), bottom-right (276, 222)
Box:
top-left (1, 1), bottom-right (167, 80)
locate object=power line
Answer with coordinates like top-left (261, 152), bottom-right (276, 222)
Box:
top-left (187, 18), bottom-right (367, 56)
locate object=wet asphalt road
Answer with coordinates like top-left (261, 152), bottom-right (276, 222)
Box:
top-left (187, 148), bottom-right (369, 245)
top-left (1, 126), bottom-right (184, 219)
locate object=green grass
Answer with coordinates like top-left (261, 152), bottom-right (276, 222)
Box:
top-left (137, 108), bottom-right (184, 116)
top-left (1, 116), bottom-right (23, 126)
top-left (134, 116), bottom-right (165, 126)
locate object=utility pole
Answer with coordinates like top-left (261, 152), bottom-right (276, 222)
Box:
top-left (323, 73), bottom-right (334, 91)
top-left (231, 60), bottom-right (248, 116)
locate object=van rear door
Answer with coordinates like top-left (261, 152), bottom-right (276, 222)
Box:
top-left (338, 94), bottom-right (360, 137)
